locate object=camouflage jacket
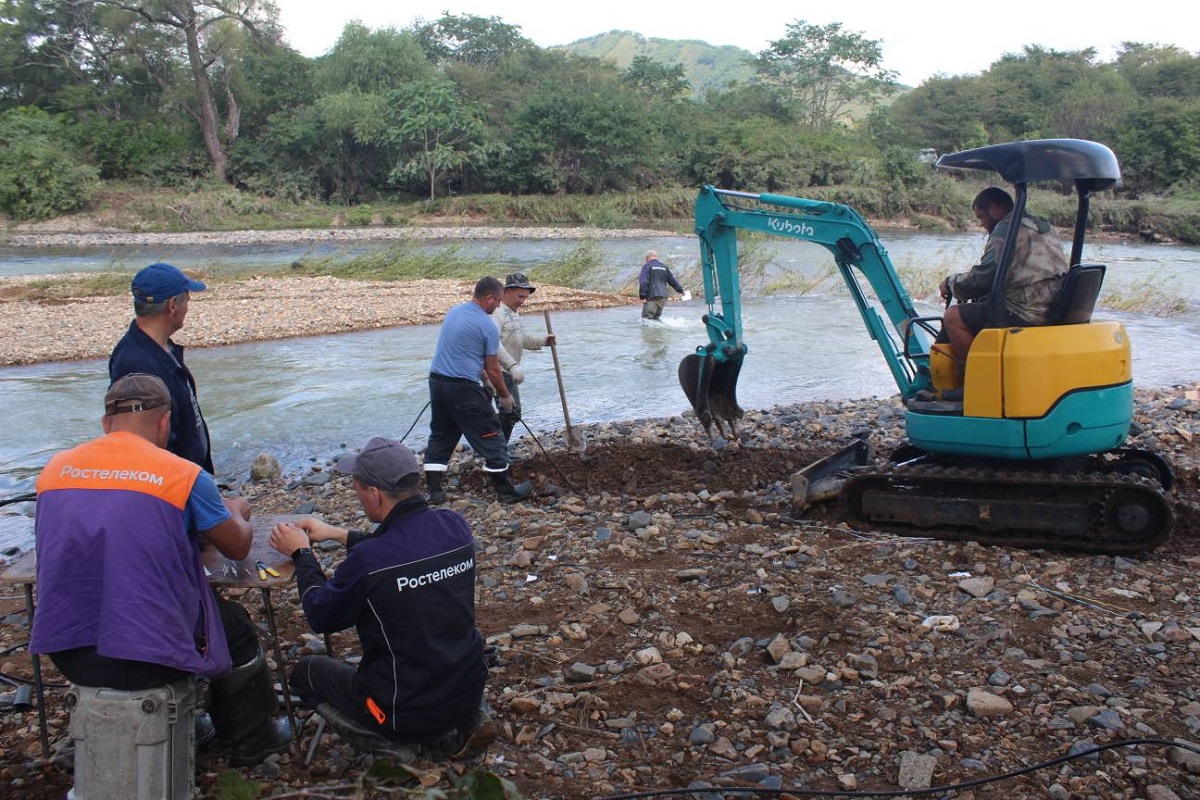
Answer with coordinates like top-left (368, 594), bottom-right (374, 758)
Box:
top-left (948, 212), bottom-right (1068, 324)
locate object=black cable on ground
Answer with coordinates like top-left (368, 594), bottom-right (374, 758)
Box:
top-left (593, 738), bottom-right (1200, 800)
top-left (397, 400), bottom-right (431, 444)
top-left (394, 403), bottom-right (584, 495)
top-left (515, 418), bottom-right (583, 495)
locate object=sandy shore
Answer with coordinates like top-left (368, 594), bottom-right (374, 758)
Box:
top-left (0, 225), bottom-right (669, 366)
top-left (0, 275), bottom-right (637, 366)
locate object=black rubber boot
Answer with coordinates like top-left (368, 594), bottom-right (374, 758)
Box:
top-left (229, 718), bottom-right (293, 767)
top-left (489, 470), bottom-right (531, 504)
top-left (209, 646), bottom-right (292, 766)
top-left (426, 470), bottom-right (446, 505)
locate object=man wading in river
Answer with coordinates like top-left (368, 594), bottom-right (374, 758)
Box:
top-left (424, 276), bottom-right (532, 505)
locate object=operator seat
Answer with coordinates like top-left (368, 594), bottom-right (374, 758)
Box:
top-left (1045, 263), bottom-right (1105, 325)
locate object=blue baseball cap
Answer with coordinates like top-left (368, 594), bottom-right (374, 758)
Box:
top-left (131, 262), bottom-right (206, 303)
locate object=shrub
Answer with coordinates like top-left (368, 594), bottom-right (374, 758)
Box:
top-left (0, 108), bottom-right (99, 220)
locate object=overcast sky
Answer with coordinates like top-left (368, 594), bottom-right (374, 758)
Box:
top-left (273, 0), bottom-right (1198, 87)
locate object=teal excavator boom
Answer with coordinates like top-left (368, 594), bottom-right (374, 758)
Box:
top-left (681, 186), bottom-right (937, 437)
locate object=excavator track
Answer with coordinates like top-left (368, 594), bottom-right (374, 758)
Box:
top-left (842, 464), bottom-right (1173, 554)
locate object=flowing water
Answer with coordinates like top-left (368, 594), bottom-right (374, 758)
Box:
top-left (2, 230), bottom-right (1199, 554)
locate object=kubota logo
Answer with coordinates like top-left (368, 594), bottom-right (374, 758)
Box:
top-left (767, 217), bottom-right (814, 237)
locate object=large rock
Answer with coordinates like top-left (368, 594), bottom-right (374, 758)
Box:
top-left (966, 689), bottom-right (1013, 718)
top-left (250, 453), bottom-right (281, 482)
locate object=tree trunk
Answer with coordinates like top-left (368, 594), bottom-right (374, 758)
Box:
top-left (182, 5), bottom-right (227, 182)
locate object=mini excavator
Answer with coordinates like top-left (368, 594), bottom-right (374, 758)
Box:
top-left (680, 139), bottom-right (1173, 554)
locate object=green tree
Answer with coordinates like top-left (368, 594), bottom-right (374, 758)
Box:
top-left (623, 55), bottom-right (690, 103)
top-left (976, 45), bottom-right (1105, 140)
top-left (314, 21), bottom-right (433, 94)
top-left (97, 0), bottom-right (282, 182)
top-left (884, 74), bottom-right (990, 153)
top-left (753, 19), bottom-right (898, 127)
top-left (0, 107), bottom-right (99, 219)
top-left (1116, 42), bottom-right (1200, 101)
top-left (384, 77), bottom-right (484, 200)
top-left (412, 13), bottom-right (532, 67)
top-left (1117, 97), bottom-right (1200, 194)
top-left (507, 76), bottom-right (655, 193)
top-left (313, 90), bottom-right (389, 201)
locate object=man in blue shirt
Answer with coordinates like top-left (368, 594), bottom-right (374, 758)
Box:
top-left (425, 277), bottom-right (531, 504)
top-left (109, 262), bottom-right (214, 473)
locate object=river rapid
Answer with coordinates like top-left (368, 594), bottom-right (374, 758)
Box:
top-left (2, 229), bottom-right (1199, 554)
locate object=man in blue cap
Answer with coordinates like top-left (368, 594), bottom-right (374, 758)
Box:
top-left (109, 262), bottom-right (214, 473)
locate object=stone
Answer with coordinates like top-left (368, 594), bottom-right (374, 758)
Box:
top-left (634, 647), bottom-right (663, 665)
top-left (508, 697), bottom-right (539, 714)
top-left (718, 763), bottom-right (770, 783)
top-left (958, 576), bottom-right (995, 598)
top-left (634, 663), bottom-right (675, 685)
top-left (897, 751), bottom-right (937, 789)
top-left (563, 573), bottom-right (589, 595)
top-left (1168, 746), bottom-right (1200, 774)
top-left (707, 737), bottom-right (738, 759)
top-left (966, 689), bottom-right (1013, 718)
top-left (777, 652), bottom-right (806, 670)
top-left (249, 453), bottom-right (281, 482)
top-left (567, 662), bottom-right (597, 682)
top-left (766, 634), bottom-right (792, 663)
top-left (795, 666), bottom-right (826, 685)
top-left (764, 706), bottom-right (795, 731)
top-left (627, 511), bottom-right (653, 529)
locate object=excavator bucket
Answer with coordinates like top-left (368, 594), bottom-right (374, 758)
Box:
top-left (679, 353), bottom-right (744, 439)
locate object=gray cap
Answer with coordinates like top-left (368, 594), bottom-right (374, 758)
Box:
top-left (333, 437), bottom-right (420, 491)
top-left (105, 373), bottom-right (171, 416)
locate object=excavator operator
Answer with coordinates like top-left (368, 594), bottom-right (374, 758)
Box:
top-left (938, 187), bottom-right (1069, 397)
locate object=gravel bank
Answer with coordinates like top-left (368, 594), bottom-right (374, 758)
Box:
top-left (0, 224), bottom-right (663, 365)
top-left (2, 388), bottom-right (1198, 799)
top-left (0, 275), bottom-right (637, 366)
top-left (2, 224), bottom-right (673, 249)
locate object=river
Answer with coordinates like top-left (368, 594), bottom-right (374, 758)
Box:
top-left (2, 230), bottom-right (1199, 554)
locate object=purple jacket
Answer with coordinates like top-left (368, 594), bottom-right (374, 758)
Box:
top-left (30, 432), bottom-right (232, 677)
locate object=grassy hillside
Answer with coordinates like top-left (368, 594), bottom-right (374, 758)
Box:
top-left (558, 30), bottom-right (756, 96)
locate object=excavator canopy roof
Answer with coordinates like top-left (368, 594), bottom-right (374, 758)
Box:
top-left (935, 139), bottom-right (1120, 192)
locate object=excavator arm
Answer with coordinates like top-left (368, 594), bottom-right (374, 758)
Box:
top-left (682, 186), bottom-right (937, 435)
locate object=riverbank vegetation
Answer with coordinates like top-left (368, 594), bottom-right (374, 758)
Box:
top-left (2, 9), bottom-right (1199, 242)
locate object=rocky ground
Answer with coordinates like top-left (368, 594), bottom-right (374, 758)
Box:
top-left (2, 384), bottom-right (1199, 800)
top-left (2, 226), bottom-right (1199, 798)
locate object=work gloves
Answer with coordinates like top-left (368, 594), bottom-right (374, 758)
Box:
top-left (508, 364), bottom-right (525, 384)
top-left (498, 395), bottom-right (516, 413)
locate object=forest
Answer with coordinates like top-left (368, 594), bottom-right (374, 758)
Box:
top-left (1, 1), bottom-right (1198, 235)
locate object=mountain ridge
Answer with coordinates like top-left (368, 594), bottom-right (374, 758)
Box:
top-left (556, 29), bottom-right (757, 96)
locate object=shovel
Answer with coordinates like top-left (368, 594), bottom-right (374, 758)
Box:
top-left (543, 310), bottom-right (586, 453)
